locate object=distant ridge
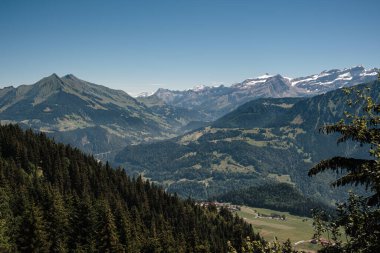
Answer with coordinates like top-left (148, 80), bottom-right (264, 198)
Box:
top-left (138, 66), bottom-right (378, 120)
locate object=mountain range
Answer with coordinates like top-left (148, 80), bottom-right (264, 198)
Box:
top-left (0, 74), bottom-right (204, 159)
top-left (0, 66), bottom-right (378, 205)
top-left (139, 66), bottom-right (378, 120)
top-left (115, 79), bottom-right (380, 203)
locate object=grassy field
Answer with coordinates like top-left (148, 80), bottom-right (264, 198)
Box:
top-left (237, 206), bottom-right (321, 252)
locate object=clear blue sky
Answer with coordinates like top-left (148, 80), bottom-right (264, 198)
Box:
top-left (0, 0), bottom-right (379, 95)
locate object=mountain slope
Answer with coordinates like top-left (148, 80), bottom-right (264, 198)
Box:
top-left (290, 66), bottom-right (378, 92)
top-left (143, 74), bottom-right (303, 120)
top-left (115, 80), bottom-right (380, 202)
top-left (0, 74), bottom-right (191, 158)
top-left (137, 94), bottom-right (210, 131)
top-left (0, 124), bottom-right (258, 252)
top-left (216, 182), bottom-right (332, 217)
top-left (139, 66), bottom-right (378, 120)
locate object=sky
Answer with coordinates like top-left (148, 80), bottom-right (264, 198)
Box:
top-left (0, 0), bottom-right (379, 96)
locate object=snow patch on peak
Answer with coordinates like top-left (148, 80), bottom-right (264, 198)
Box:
top-left (246, 79), bottom-right (267, 86)
top-left (138, 66), bottom-right (378, 99)
top-left (291, 75), bottom-right (318, 86)
top-left (191, 84), bottom-right (207, 92)
top-left (136, 91), bottom-right (154, 98)
top-left (337, 72), bottom-right (352, 80)
top-left (360, 70), bottom-right (378, 77)
top-left (318, 72), bottom-right (331, 78)
top-left (257, 73), bottom-right (273, 79)
top-left (242, 73), bottom-right (278, 87)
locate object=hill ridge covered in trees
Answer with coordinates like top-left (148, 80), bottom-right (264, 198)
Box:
top-left (215, 182), bottom-right (332, 217)
top-left (0, 124), bottom-right (257, 252)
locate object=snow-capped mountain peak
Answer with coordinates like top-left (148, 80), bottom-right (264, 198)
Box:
top-left (191, 84), bottom-right (207, 92)
top-left (140, 66), bottom-right (378, 122)
top-left (136, 91), bottom-right (154, 98)
top-left (239, 73), bottom-right (276, 87)
top-left (290, 66), bottom-right (378, 92)
top-left (148, 66), bottom-right (378, 109)
top-left (256, 73), bottom-right (273, 79)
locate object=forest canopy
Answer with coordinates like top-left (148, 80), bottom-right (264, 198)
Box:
top-left (0, 124), bottom-right (258, 253)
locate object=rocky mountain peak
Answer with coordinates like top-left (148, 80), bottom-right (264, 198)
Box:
top-left (62, 74), bottom-right (79, 81)
top-left (42, 73), bottom-right (62, 83)
top-left (34, 73), bottom-right (66, 92)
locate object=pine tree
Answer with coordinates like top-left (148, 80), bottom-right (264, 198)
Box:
top-left (129, 206), bottom-right (145, 252)
top-left (0, 188), bottom-right (11, 252)
top-left (114, 202), bottom-right (132, 252)
top-left (95, 200), bottom-right (123, 253)
top-left (68, 196), bottom-right (96, 251)
top-left (16, 204), bottom-right (50, 253)
top-left (46, 188), bottom-right (69, 252)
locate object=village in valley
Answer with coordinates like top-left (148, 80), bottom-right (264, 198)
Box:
top-left (196, 201), bottom-right (240, 212)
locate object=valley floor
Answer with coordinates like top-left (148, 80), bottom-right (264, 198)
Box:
top-left (236, 206), bottom-right (321, 252)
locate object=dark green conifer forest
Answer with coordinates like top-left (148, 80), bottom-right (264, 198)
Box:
top-left (0, 124), bottom-right (258, 253)
top-left (215, 182), bottom-right (331, 217)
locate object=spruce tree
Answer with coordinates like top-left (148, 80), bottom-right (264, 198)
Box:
top-left (95, 200), bottom-right (123, 253)
top-left (46, 188), bottom-right (69, 252)
top-left (0, 188), bottom-right (11, 252)
top-left (16, 204), bottom-right (50, 253)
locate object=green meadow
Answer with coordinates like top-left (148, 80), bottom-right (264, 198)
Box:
top-left (237, 206), bottom-right (322, 252)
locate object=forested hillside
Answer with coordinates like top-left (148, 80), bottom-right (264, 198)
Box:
top-left (0, 124), bottom-right (258, 252)
top-left (215, 182), bottom-right (331, 217)
top-left (115, 80), bottom-right (380, 203)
